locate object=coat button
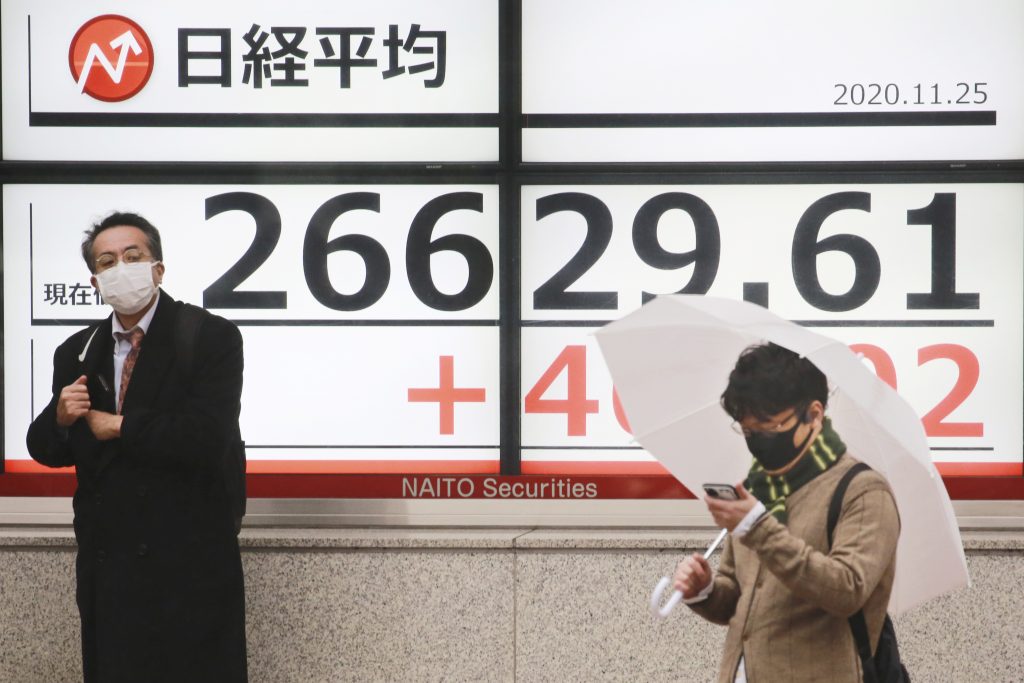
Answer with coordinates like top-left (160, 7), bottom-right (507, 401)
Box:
top-left (97, 550), bottom-right (106, 562)
top-left (95, 494), bottom-right (102, 505)
top-left (137, 485), bottom-right (148, 497)
top-left (136, 544), bottom-right (148, 557)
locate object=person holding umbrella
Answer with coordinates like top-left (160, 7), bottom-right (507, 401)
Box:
top-left (672, 342), bottom-right (901, 683)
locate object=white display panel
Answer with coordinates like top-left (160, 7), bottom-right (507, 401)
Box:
top-left (522, 0), bottom-right (1024, 162)
top-left (2, 0), bottom-right (499, 162)
top-left (520, 184), bottom-right (1024, 467)
top-left (4, 185), bottom-right (501, 469)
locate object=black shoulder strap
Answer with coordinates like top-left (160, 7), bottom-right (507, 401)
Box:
top-left (175, 303), bottom-right (205, 374)
top-left (827, 461), bottom-right (871, 547)
top-left (827, 461), bottom-right (878, 681)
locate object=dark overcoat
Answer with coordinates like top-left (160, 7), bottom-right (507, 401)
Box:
top-left (27, 290), bottom-right (247, 683)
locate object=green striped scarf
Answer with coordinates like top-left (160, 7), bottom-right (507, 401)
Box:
top-left (743, 418), bottom-right (847, 524)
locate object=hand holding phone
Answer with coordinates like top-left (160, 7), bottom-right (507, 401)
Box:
top-left (703, 482), bottom-right (758, 533)
top-left (702, 483), bottom-right (739, 501)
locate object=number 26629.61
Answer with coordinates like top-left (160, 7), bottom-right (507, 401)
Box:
top-left (534, 191), bottom-right (978, 313)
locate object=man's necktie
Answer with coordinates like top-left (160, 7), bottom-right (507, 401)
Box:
top-left (115, 327), bottom-right (145, 414)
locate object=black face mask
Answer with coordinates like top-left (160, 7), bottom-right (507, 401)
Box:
top-left (744, 412), bottom-right (814, 471)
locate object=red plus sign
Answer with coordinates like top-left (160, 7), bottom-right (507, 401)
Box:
top-left (407, 356), bottom-right (486, 435)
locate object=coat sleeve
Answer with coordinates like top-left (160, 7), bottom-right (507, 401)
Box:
top-left (687, 535), bottom-right (742, 625)
top-left (26, 344), bottom-right (79, 468)
top-left (119, 316), bottom-right (243, 472)
top-left (738, 478), bottom-right (899, 617)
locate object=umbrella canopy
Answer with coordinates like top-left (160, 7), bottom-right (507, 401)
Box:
top-left (595, 294), bottom-right (969, 616)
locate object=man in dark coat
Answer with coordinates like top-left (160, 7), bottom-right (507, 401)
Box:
top-left (27, 212), bottom-right (247, 682)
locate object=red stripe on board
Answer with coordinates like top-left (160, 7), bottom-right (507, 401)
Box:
top-left (2, 459), bottom-right (501, 475)
top-left (935, 462), bottom-right (1022, 476)
top-left (3, 461), bottom-right (78, 474)
top-left (522, 461), bottom-right (671, 475)
top-left (0, 473), bottom-right (77, 496)
top-left (10, 458), bottom-right (1013, 477)
top-left (523, 461), bottom-right (1024, 478)
top-left (1, 460), bottom-right (1021, 499)
top-left (943, 476), bottom-right (1024, 500)
top-left (244, 474), bottom-right (691, 499)
top-left (245, 460), bottom-right (501, 474)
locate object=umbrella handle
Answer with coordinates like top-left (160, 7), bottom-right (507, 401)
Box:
top-left (650, 529), bottom-right (729, 618)
top-left (650, 576), bottom-right (683, 618)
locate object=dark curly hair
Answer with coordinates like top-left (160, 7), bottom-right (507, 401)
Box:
top-left (720, 343), bottom-right (828, 422)
top-left (81, 211), bottom-right (163, 274)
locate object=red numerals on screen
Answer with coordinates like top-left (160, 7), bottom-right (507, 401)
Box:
top-left (529, 343), bottom-right (983, 439)
top-left (408, 355), bottom-right (487, 435)
top-left (611, 389), bottom-right (632, 433)
top-left (918, 344), bottom-right (983, 437)
top-left (849, 344), bottom-right (899, 388)
top-left (524, 345), bottom-right (631, 437)
top-left (523, 346), bottom-right (599, 436)
top-left (851, 343), bottom-right (983, 437)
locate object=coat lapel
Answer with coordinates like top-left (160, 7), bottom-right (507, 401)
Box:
top-left (79, 316), bottom-right (116, 413)
top-left (119, 291), bottom-right (178, 416)
top-left (95, 291), bottom-right (179, 475)
top-left (69, 317), bottom-right (113, 478)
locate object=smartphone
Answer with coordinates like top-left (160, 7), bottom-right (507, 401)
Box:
top-left (702, 483), bottom-right (739, 501)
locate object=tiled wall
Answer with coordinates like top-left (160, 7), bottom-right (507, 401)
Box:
top-left (1, 528), bottom-right (1021, 682)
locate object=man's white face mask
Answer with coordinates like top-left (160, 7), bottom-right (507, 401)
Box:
top-left (95, 261), bottom-right (161, 315)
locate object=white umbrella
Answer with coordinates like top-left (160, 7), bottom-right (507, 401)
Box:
top-left (595, 294), bottom-right (969, 616)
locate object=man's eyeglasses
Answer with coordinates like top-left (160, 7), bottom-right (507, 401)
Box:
top-left (95, 247), bottom-right (152, 272)
top-left (731, 409), bottom-right (802, 438)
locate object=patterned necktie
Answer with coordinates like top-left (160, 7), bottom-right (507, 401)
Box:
top-left (115, 327), bottom-right (145, 414)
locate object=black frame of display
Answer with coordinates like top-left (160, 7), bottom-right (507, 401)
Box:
top-left (1, 0), bottom-right (1022, 477)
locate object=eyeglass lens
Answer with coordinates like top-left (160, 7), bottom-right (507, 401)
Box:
top-left (96, 247), bottom-right (148, 271)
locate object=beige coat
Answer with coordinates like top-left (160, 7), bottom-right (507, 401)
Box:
top-left (690, 455), bottom-right (899, 683)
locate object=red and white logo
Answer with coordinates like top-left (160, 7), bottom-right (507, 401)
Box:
top-left (68, 15), bottom-right (154, 102)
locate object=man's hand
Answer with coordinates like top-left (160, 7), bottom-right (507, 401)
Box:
top-left (85, 410), bottom-right (123, 441)
top-left (56, 375), bottom-right (90, 427)
top-left (704, 483), bottom-right (758, 532)
top-left (672, 553), bottom-right (713, 599)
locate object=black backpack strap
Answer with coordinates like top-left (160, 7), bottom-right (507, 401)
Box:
top-left (827, 461), bottom-right (872, 547)
top-left (827, 462), bottom-right (878, 681)
top-left (850, 612), bottom-right (879, 682)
